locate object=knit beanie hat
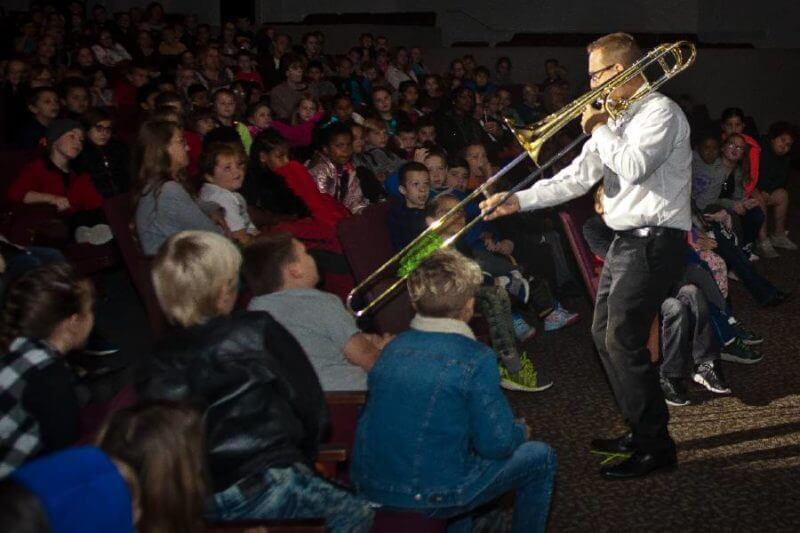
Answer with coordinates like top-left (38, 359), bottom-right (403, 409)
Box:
top-left (46, 119), bottom-right (83, 148)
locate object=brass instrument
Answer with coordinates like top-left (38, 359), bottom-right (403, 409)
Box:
top-left (346, 41), bottom-right (696, 317)
top-left (507, 41), bottom-right (696, 165)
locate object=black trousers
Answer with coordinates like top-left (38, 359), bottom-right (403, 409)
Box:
top-left (591, 229), bottom-right (687, 453)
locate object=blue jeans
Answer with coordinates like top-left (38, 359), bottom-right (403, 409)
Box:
top-left (424, 442), bottom-right (557, 533)
top-left (211, 464), bottom-right (374, 533)
top-left (5, 246), bottom-right (65, 282)
top-left (709, 304), bottom-right (739, 345)
top-left (709, 221), bottom-right (779, 305)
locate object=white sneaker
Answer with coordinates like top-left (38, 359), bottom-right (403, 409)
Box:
top-left (75, 224), bottom-right (113, 246)
top-left (770, 232), bottom-right (798, 250)
top-left (757, 239), bottom-right (780, 259)
top-left (74, 226), bottom-right (91, 244)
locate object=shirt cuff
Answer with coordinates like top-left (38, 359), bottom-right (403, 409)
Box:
top-left (591, 124), bottom-right (615, 149)
top-left (514, 190), bottom-right (537, 212)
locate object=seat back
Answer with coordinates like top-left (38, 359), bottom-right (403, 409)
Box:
top-left (557, 195), bottom-right (660, 362)
top-left (337, 203), bottom-right (414, 334)
top-left (207, 519), bottom-right (326, 532)
top-left (102, 193), bottom-right (168, 338)
top-left (371, 510), bottom-right (447, 533)
top-left (557, 195), bottom-right (600, 301)
top-left (0, 148), bottom-right (37, 202)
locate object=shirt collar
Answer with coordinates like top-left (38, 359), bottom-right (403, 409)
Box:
top-left (410, 314), bottom-right (476, 340)
top-left (609, 88), bottom-right (656, 128)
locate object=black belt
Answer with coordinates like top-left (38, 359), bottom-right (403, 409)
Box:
top-left (616, 226), bottom-right (686, 239)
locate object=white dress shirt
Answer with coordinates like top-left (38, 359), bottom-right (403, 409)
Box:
top-left (515, 91), bottom-right (692, 231)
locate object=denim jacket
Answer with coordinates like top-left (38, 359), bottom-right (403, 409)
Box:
top-left (350, 315), bottom-right (525, 509)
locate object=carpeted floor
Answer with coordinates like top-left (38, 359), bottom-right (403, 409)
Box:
top-left (512, 189), bottom-right (800, 532)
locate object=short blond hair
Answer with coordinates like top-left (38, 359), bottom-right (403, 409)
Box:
top-left (151, 231), bottom-right (242, 327)
top-left (586, 32), bottom-right (641, 67)
top-left (407, 249), bottom-right (482, 318)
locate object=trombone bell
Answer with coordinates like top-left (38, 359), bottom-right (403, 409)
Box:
top-left (504, 119), bottom-right (544, 166)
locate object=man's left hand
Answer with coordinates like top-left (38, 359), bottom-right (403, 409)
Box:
top-left (581, 105), bottom-right (610, 135)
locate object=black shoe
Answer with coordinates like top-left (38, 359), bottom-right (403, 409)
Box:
top-left (82, 332), bottom-right (119, 357)
top-left (692, 361), bottom-right (731, 394)
top-left (731, 322), bottom-right (764, 345)
top-left (600, 449), bottom-right (677, 480)
top-left (660, 376), bottom-right (690, 406)
top-left (590, 432), bottom-right (635, 454)
top-left (763, 290), bottom-right (791, 307)
top-left (721, 338), bottom-right (762, 364)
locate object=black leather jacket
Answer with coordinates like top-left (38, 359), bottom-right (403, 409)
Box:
top-left (140, 311), bottom-right (328, 492)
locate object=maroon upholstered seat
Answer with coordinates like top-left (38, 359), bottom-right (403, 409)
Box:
top-left (102, 193), bottom-right (168, 339)
top-left (557, 196), bottom-right (660, 362)
top-left (371, 509), bottom-right (447, 532)
top-left (557, 195), bottom-right (600, 301)
top-left (337, 202), bottom-right (414, 334)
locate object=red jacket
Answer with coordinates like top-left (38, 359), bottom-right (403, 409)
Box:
top-left (274, 161), bottom-right (350, 228)
top-left (235, 71), bottom-right (264, 91)
top-left (113, 81), bottom-right (137, 108)
top-left (270, 112), bottom-right (325, 148)
top-left (8, 158), bottom-right (104, 213)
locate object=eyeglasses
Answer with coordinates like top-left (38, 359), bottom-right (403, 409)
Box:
top-left (92, 125), bottom-right (112, 133)
top-left (725, 144), bottom-right (746, 152)
top-left (588, 64), bottom-right (615, 83)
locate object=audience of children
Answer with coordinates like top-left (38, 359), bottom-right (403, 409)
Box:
top-left (0, 5), bottom-right (797, 531)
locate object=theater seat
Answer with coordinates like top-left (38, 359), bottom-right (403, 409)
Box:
top-left (557, 195), bottom-right (600, 301)
top-left (325, 391), bottom-right (366, 454)
top-left (371, 510), bottom-right (447, 533)
top-left (557, 196), bottom-right (660, 362)
top-left (337, 202), bottom-right (414, 334)
top-left (206, 519), bottom-right (326, 532)
top-left (103, 193), bottom-right (168, 339)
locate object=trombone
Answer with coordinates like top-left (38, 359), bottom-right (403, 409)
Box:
top-left (346, 41), bottom-right (697, 318)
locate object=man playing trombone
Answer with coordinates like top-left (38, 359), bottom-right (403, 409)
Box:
top-left (482, 32), bottom-right (692, 480)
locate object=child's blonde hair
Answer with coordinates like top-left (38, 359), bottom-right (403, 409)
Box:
top-left (151, 231), bottom-right (242, 327)
top-left (407, 248), bottom-right (482, 318)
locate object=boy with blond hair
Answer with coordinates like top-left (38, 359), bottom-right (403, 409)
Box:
top-left (352, 249), bottom-right (556, 532)
top-left (143, 230), bottom-right (374, 531)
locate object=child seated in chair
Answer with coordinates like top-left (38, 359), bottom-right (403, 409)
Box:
top-left (358, 117), bottom-right (404, 184)
top-left (199, 141), bottom-right (259, 245)
top-left (243, 233), bottom-right (391, 391)
top-left (429, 194), bottom-right (580, 335)
top-left (9, 119), bottom-right (112, 245)
top-left (351, 249), bottom-right (557, 532)
top-left (424, 195), bottom-right (553, 392)
top-left (141, 230), bottom-right (374, 531)
top-left (659, 283), bottom-right (731, 406)
top-left (0, 263), bottom-right (91, 476)
top-left (387, 162), bottom-right (431, 250)
top-left (307, 122), bottom-right (369, 215)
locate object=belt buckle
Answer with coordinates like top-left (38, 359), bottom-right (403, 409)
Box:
top-left (633, 227), bottom-right (651, 238)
